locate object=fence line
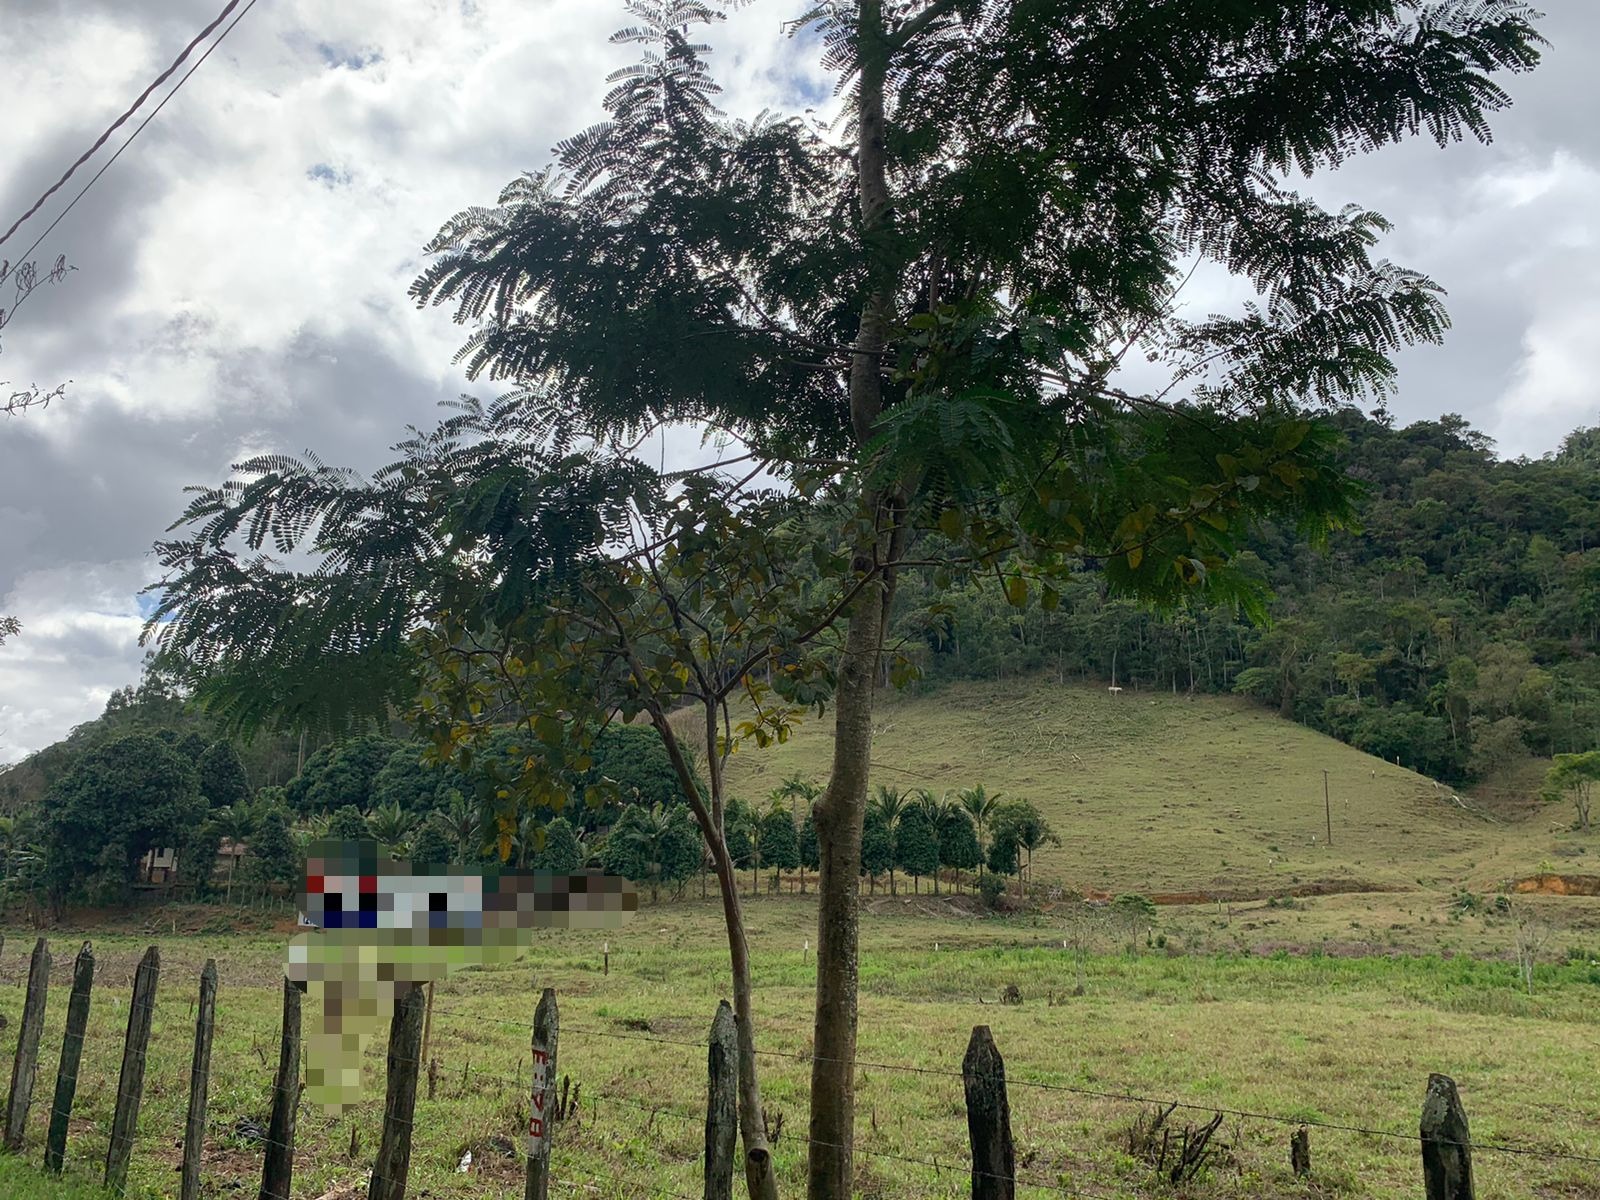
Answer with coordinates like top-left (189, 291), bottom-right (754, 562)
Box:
top-left (423, 1001), bottom-right (1600, 1168)
top-left (0, 942), bottom-right (1594, 1200)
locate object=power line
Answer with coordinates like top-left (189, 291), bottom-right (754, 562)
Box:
top-left (0, 0), bottom-right (264, 294)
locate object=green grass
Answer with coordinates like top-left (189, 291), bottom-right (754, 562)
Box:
top-left (0, 899), bottom-right (1595, 1200)
top-left (0, 1155), bottom-right (110, 1199)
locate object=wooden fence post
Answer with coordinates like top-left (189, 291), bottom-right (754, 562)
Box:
top-left (179, 959), bottom-right (218, 1200)
top-left (369, 983), bottom-right (426, 1200)
top-left (259, 978), bottom-right (301, 1200)
top-left (44, 942), bottom-right (94, 1171)
top-left (524, 987), bottom-right (559, 1200)
top-left (962, 1025), bottom-right (1015, 1200)
top-left (105, 944), bottom-right (160, 1194)
top-left (1421, 1073), bottom-right (1474, 1200)
top-left (1290, 1126), bottom-right (1310, 1177)
top-left (4, 937), bottom-right (50, 1152)
top-left (704, 1000), bottom-right (737, 1200)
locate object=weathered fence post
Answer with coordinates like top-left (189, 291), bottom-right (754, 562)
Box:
top-left (704, 1000), bottom-right (737, 1200)
top-left (524, 987), bottom-right (559, 1200)
top-left (962, 1025), bottom-right (1015, 1200)
top-left (1421, 1073), bottom-right (1474, 1200)
top-left (259, 977), bottom-right (301, 1200)
top-left (4, 936), bottom-right (50, 1152)
top-left (104, 944), bottom-right (159, 1193)
top-left (369, 983), bottom-right (425, 1200)
top-left (44, 941), bottom-right (94, 1171)
top-left (1290, 1126), bottom-right (1310, 1178)
top-left (179, 959), bottom-right (218, 1200)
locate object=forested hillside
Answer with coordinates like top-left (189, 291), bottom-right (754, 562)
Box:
top-left (891, 409), bottom-right (1600, 783)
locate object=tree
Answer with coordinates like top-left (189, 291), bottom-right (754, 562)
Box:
top-left (991, 800), bottom-right (1058, 894)
top-left (536, 817), bottom-right (585, 874)
top-left (859, 807), bottom-right (892, 894)
top-left (407, 821), bottom-right (455, 867)
top-left (367, 801), bottom-right (415, 853)
top-left (604, 802), bottom-right (701, 903)
top-left (326, 805), bottom-right (372, 842)
top-left (760, 803), bottom-right (801, 892)
top-left (371, 745), bottom-right (465, 815)
top-left (1110, 894), bottom-right (1158, 954)
top-left (869, 786), bottom-right (907, 896)
top-left (1542, 752), bottom-right (1600, 831)
top-left (146, 4), bottom-right (1546, 1192)
top-left (197, 741), bottom-right (250, 809)
top-left (286, 736), bottom-right (402, 815)
top-left (243, 807), bottom-right (300, 887)
top-left (778, 776), bottom-right (823, 893)
top-left (430, 790), bottom-right (484, 864)
top-left (958, 786), bottom-right (1002, 881)
top-left (985, 829), bottom-right (1019, 882)
top-left (936, 806), bottom-right (980, 892)
top-left (42, 732), bottom-right (206, 906)
top-left (894, 802), bottom-right (939, 894)
top-left (799, 812), bottom-right (820, 884)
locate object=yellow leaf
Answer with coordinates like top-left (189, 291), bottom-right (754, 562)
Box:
top-left (1127, 546), bottom-right (1144, 570)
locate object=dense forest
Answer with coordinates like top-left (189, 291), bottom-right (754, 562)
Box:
top-left (892, 408), bottom-right (1600, 784)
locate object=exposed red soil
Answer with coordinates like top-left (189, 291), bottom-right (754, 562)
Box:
top-left (1512, 873), bottom-right (1600, 897)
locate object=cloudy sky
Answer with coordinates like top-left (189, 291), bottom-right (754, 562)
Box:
top-left (0, 1), bottom-right (1595, 762)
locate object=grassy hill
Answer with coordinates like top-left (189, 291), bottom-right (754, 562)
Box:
top-left (717, 675), bottom-right (1585, 897)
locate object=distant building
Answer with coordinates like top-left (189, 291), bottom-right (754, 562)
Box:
top-left (137, 839), bottom-right (252, 887)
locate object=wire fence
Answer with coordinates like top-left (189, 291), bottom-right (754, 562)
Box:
top-left (0, 941), bottom-right (1595, 1200)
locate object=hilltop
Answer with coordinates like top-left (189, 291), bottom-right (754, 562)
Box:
top-left (718, 674), bottom-right (1586, 897)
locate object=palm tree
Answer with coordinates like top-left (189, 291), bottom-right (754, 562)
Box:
top-left (367, 802), bottom-right (415, 855)
top-left (913, 790), bottom-right (959, 895)
top-left (958, 785), bottom-right (1002, 882)
top-left (431, 790), bottom-right (482, 864)
top-left (869, 785), bottom-right (906, 896)
top-left (776, 775), bottom-right (822, 894)
top-left (617, 803), bottom-right (677, 905)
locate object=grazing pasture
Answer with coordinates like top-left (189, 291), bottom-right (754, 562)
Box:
top-left (0, 895), bottom-right (1595, 1200)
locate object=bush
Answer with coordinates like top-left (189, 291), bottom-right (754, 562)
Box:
top-left (978, 874), bottom-right (1006, 909)
top-left (244, 809), bottom-right (300, 886)
top-left (326, 805), bottom-right (372, 842)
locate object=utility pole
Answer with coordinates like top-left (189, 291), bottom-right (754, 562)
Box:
top-left (1323, 770), bottom-right (1332, 848)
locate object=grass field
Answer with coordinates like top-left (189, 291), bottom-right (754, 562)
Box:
top-left (0, 680), bottom-right (1593, 1199)
top-left (716, 675), bottom-right (1591, 897)
top-left (0, 896), bottom-right (1595, 1200)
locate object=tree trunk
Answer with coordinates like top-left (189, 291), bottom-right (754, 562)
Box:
top-left (809, 588), bottom-right (885, 1200)
top-left (810, 2), bottom-right (903, 1195)
top-left (641, 705), bottom-right (778, 1200)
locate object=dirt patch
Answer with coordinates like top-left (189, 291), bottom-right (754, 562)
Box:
top-left (861, 894), bottom-right (984, 918)
top-left (1073, 879), bottom-right (1404, 907)
top-left (1512, 873), bottom-right (1600, 897)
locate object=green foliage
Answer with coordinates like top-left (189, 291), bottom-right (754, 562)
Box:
top-left (937, 807), bottom-right (981, 875)
top-left (724, 799), bottom-right (756, 870)
top-left (860, 807), bottom-right (893, 884)
top-left (986, 833), bottom-right (1019, 878)
top-left (977, 873), bottom-right (1006, 908)
top-left (536, 817), bottom-right (584, 874)
top-left (602, 803), bottom-right (700, 901)
top-left (42, 732), bottom-right (206, 904)
top-left (1542, 751), bottom-right (1600, 830)
top-left (197, 741), bottom-right (249, 809)
top-left (406, 822), bottom-right (455, 867)
top-left (325, 805), bottom-right (371, 842)
top-left (1110, 894), bottom-right (1159, 952)
top-left (371, 746), bottom-right (466, 815)
top-left (895, 803), bottom-right (939, 888)
top-left (367, 801), bottom-right (415, 852)
top-left (243, 807), bottom-right (300, 885)
top-left (286, 736), bottom-right (403, 815)
top-left (760, 804), bottom-right (801, 883)
top-left (799, 812), bottom-right (819, 873)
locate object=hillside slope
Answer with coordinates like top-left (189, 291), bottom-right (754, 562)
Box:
top-left (719, 676), bottom-right (1577, 895)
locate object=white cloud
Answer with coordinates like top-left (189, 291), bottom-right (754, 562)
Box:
top-left (0, 1), bottom-right (1595, 755)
